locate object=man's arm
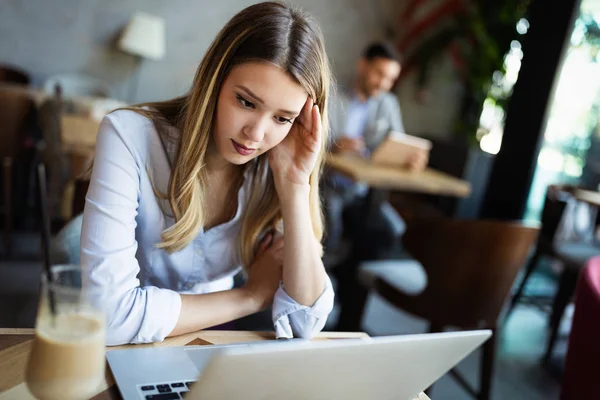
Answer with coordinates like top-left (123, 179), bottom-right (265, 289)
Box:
top-left (327, 89), bottom-right (365, 154)
top-left (387, 93), bottom-right (406, 133)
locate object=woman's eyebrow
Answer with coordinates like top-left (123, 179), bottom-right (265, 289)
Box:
top-left (235, 85), bottom-right (299, 116)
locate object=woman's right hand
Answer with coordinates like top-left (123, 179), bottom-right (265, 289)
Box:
top-left (243, 233), bottom-right (284, 311)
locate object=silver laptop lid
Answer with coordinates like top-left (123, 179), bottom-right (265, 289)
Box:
top-left (188, 330), bottom-right (491, 400)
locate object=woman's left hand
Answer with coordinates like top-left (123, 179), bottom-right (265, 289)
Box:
top-left (269, 97), bottom-right (322, 188)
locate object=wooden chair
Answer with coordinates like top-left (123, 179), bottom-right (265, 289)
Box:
top-left (0, 87), bottom-right (35, 258)
top-left (508, 184), bottom-right (600, 362)
top-left (358, 218), bottom-right (540, 400)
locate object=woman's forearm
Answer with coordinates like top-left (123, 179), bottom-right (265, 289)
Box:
top-left (279, 183), bottom-right (327, 306)
top-left (168, 288), bottom-right (259, 337)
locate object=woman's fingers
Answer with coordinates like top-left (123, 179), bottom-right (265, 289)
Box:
top-left (311, 104), bottom-right (322, 144)
top-left (259, 233), bottom-right (273, 252)
top-left (296, 96), bottom-right (314, 132)
top-left (269, 236), bottom-right (284, 252)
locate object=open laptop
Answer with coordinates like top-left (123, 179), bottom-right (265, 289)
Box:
top-left (107, 329), bottom-right (490, 400)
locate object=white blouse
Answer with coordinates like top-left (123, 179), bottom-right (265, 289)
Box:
top-left (80, 110), bottom-right (334, 345)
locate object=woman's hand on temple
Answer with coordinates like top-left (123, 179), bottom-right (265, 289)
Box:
top-left (268, 97), bottom-right (322, 190)
top-left (242, 234), bottom-right (284, 311)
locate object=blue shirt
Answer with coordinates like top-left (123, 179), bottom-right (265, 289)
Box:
top-left (343, 97), bottom-right (370, 141)
top-left (80, 110), bottom-right (334, 345)
top-left (334, 96), bottom-right (370, 189)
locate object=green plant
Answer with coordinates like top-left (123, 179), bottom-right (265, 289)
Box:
top-left (400, 0), bottom-right (532, 145)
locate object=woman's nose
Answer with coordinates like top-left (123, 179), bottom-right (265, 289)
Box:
top-left (243, 116), bottom-right (268, 142)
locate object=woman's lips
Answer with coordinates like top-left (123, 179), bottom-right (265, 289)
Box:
top-left (231, 139), bottom-right (256, 156)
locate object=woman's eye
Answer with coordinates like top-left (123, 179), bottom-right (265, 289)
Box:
top-left (236, 95), bottom-right (254, 109)
top-left (276, 116), bottom-right (293, 124)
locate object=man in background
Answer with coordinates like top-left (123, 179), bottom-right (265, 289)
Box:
top-left (325, 42), bottom-right (427, 253)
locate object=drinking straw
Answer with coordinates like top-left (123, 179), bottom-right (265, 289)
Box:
top-left (37, 163), bottom-right (56, 317)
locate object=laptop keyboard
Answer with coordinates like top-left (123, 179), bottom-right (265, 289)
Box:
top-left (132, 339), bottom-right (319, 399)
top-left (138, 381), bottom-right (196, 399)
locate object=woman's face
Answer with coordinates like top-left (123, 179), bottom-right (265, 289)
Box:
top-left (213, 61), bottom-right (308, 165)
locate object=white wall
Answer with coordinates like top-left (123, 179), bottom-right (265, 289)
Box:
top-left (0, 0), bottom-right (460, 137)
top-left (397, 54), bottom-right (465, 138)
top-left (0, 0), bottom-right (398, 99)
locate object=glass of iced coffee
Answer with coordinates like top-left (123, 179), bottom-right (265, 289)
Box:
top-left (25, 264), bottom-right (106, 400)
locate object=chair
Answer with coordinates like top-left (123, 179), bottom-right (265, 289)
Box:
top-left (0, 87), bottom-right (35, 257)
top-left (38, 91), bottom-right (96, 226)
top-left (560, 256), bottom-right (600, 400)
top-left (38, 162), bottom-right (82, 267)
top-left (508, 184), bottom-right (600, 362)
top-left (67, 152), bottom-right (91, 218)
top-left (358, 218), bottom-right (540, 400)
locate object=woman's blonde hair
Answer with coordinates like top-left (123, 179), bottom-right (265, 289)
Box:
top-left (121, 1), bottom-right (331, 268)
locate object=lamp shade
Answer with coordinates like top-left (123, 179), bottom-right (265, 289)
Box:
top-left (118, 12), bottom-right (166, 60)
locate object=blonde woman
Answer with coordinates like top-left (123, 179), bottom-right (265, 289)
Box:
top-left (81, 1), bottom-right (334, 345)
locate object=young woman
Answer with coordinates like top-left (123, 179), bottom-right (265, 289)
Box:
top-left (80, 1), bottom-right (334, 345)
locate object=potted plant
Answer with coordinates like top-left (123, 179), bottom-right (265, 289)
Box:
top-left (394, 0), bottom-right (532, 217)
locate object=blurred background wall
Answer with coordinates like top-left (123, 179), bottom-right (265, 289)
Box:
top-left (0, 0), bottom-right (462, 138)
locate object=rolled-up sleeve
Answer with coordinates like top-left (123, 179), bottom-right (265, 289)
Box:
top-left (272, 274), bottom-right (335, 339)
top-left (80, 114), bottom-right (181, 346)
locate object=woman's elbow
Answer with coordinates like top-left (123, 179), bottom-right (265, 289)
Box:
top-left (294, 327), bottom-right (318, 340)
top-left (89, 291), bottom-right (142, 346)
top-left (102, 307), bottom-right (141, 346)
top-left (290, 315), bottom-right (329, 339)
top-left (105, 329), bottom-right (135, 346)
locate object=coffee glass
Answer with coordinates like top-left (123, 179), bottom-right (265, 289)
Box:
top-left (25, 265), bottom-right (106, 400)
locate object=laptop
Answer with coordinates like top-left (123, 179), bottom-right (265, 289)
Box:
top-left (107, 329), bottom-right (491, 400)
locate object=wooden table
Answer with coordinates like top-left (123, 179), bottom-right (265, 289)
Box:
top-left (574, 188), bottom-right (600, 208)
top-left (0, 329), bottom-right (431, 400)
top-left (326, 153), bottom-right (472, 197)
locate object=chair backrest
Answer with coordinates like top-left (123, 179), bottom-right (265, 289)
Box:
top-left (68, 152), bottom-right (92, 218)
top-left (538, 184), bottom-right (575, 246)
top-left (538, 184), bottom-right (600, 250)
top-left (0, 87), bottom-right (35, 157)
top-left (560, 257), bottom-right (600, 400)
top-left (401, 218), bottom-right (540, 328)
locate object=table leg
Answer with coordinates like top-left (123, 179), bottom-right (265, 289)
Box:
top-left (334, 188), bottom-right (388, 331)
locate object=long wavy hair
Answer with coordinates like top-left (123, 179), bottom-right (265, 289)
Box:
top-left (119, 1), bottom-right (331, 268)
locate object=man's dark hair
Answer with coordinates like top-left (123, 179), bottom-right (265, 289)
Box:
top-left (362, 42), bottom-right (403, 64)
